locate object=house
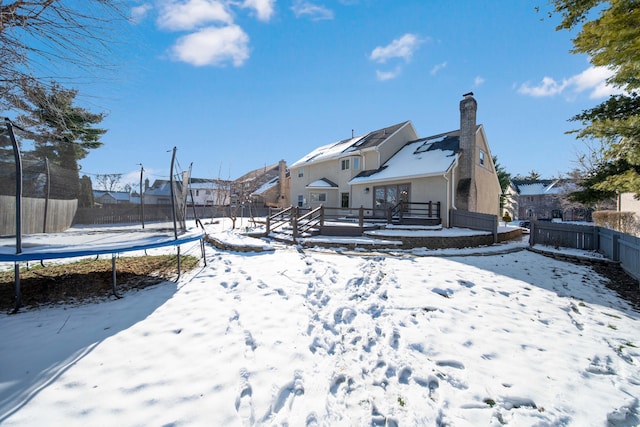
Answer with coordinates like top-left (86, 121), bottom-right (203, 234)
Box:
top-left (618, 192), bottom-right (640, 216)
top-left (143, 178), bottom-right (229, 206)
top-left (143, 180), bottom-right (173, 205)
top-left (233, 160), bottom-right (290, 208)
top-left (289, 93), bottom-right (501, 227)
top-left (188, 178), bottom-right (230, 206)
top-left (510, 178), bottom-right (591, 221)
top-left (93, 190), bottom-right (131, 205)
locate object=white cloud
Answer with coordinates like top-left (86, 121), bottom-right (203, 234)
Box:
top-left (157, 0), bottom-right (232, 31)
top-left (291, 0), bottom-right (334, 20)
top-left (241, 0), bottom-right (275, 21)
top-left (518, 66), bottom-right (624, 99)
top-left (369, 34), bottom-right (423, 64)
top-left (518, 76), bottom-right (565, 97)
top-left (376, 67), bottom-right (401, 81)
top-left (430, 61), bottom-right (447, 75)
top-left (474, 76), bottom-right (485, 87)
top-left (169, 25), bottom-right (250, 66)
top-left (568, 66), bottom-right (624, 99)
top-left (131, 3), bottom-right (153, 23)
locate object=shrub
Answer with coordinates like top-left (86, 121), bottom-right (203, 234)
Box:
top-left (592, 210), bottom-right (640, 235)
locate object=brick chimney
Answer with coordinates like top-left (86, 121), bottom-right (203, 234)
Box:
top-left (278, 159), bottom-right (289, 208)
top-left (456, 92), bottom-right (478, 211)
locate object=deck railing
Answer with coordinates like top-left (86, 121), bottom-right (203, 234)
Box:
top-left (388, 201), bottom-right (441, 223)
top-left (265, 206), bottom-right (294, 234)
top-left (293, 206), bottom-right (324, 240)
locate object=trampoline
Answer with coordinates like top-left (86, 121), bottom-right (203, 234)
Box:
top-left (1, 224), bottom-right (205, 312)
top-left (2, 117), bottom-right (206, 312)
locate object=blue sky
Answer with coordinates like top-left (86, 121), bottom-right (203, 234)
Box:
top-left (74, 0), bottom-right (621, 188)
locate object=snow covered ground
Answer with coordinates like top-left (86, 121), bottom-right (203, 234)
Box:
top-left (1, 219), bottom-right (639, 426)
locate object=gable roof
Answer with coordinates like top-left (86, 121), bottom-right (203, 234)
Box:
top-left (93, 190), bottom-right (131, 202)
top-left (306, 178), bottom-right (338, 188)
top-left (291, 121), bottom-right (411, 167)
top-left (511, 179), bottom-right (571, 196)
top-left (349, 130), bottom-right (461, 185)
top-left (252, 176), bottom-right (279, 195)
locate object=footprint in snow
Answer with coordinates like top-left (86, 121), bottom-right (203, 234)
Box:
top-left (436, 360), bottom-right (465, 370)
top-left (398, 366), bottom-right (412, 384)
top-left (244, 330), bottom-right (257, 353)
top-left (458, 279), bottom-right (475, 288)
top-left (235, 369), bottom-right (254, 426)
top-left (263, 371), bottom-right (305, 419)
top-left (586, 355), bottom-right (616, 375)
top-left (432, 288), bottom-right (454, 298)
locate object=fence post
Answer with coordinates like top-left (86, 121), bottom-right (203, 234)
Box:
top-left (359, 206), bottom-right (364, 228)
top-left (492, 215), bottom-right (498, 243)
top-left (320, 205), bottom-right (324, 227)
top-left (291, 207), bottom-right (298, 242)
top-left (529, 221), bottom-right (536, 246)
top-left (612, 232), bottom-right (620, 262)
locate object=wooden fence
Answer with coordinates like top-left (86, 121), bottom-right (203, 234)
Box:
top-left (73, 204), bottom-right (273, 225)
top-left (449, 209), bottom-right (498, 242)
top-left (530, 220), bottom-right (640, 282)
top-left (0, 195), bottom-right (77, 235)
top-left (529, 221), bottom-right (598, 250)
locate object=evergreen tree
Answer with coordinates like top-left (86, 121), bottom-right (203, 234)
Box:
top-left (15, 81), bottom-right (107, 199)
top-left (545, 0), bottom-right (640, 198)
top-left (493, 155), bottom-right (512, 212)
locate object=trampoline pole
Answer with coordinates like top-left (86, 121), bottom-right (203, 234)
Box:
top-left (200, 238), bottom-right (207, 266)
top-left (112, 254), bottom-right (121, 299)
top-left (14, 262), bottom-right (21, 313)
top-left (177, 246), bottom-right (181, 280)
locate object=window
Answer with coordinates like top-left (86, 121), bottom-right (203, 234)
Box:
top-left (353, 157), bottom-right (360, 170)
top-left (341, 192), bottom-right (349, 208)
top-left (297, 195), bottom-right (304, 207)
top-left (341, 159), bottom-right (350, 170)
top-left (479, 151), bottom-right (485, 166)
top-left (373, 183), bottom-right (410, 217)
top-left (310, 192), bottom-right (327, 203)
top-left (298, 168), bottom-right (304, 178)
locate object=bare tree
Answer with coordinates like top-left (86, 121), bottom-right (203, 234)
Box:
top-left (95, 173), bottom-right (122, 192)
top-left (0, 1), bottom-right (129, 110)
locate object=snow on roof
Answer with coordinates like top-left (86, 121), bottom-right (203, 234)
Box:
top-left (252, 176), bottom-right (279, 195)
top-left (290, 122), bottom-right (411, 168)
top-left (306, 178), bottom-right (338, 188)
top-left (513, 179), bottom-right (573, 196)
top-left (93, 191), bottom-right (131, 201)
top-left (349, 134), bottom-right (458, 185)
top-left (290, 135), bottom-right (363, 167)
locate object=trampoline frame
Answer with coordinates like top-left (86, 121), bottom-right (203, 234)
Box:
top-left (1, 231), bottom-right (206, 313)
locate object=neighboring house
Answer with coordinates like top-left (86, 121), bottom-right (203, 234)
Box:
top-left (289, 93), bottom-right (501, 227)
top-left (511, 179), bottom-right (591, 221)
top-left (143, 178), bottom-right (229, 206)
top-left (233, 160), bottom-right (290, 208)
top-left (188, 178), bottom-right (230, 206)
top-left (143, 180), bottom-right (173, 205)
top-left (619, 192), bottom-right (640, 216)
top-left (93, 190), bottom-right (131, 205)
